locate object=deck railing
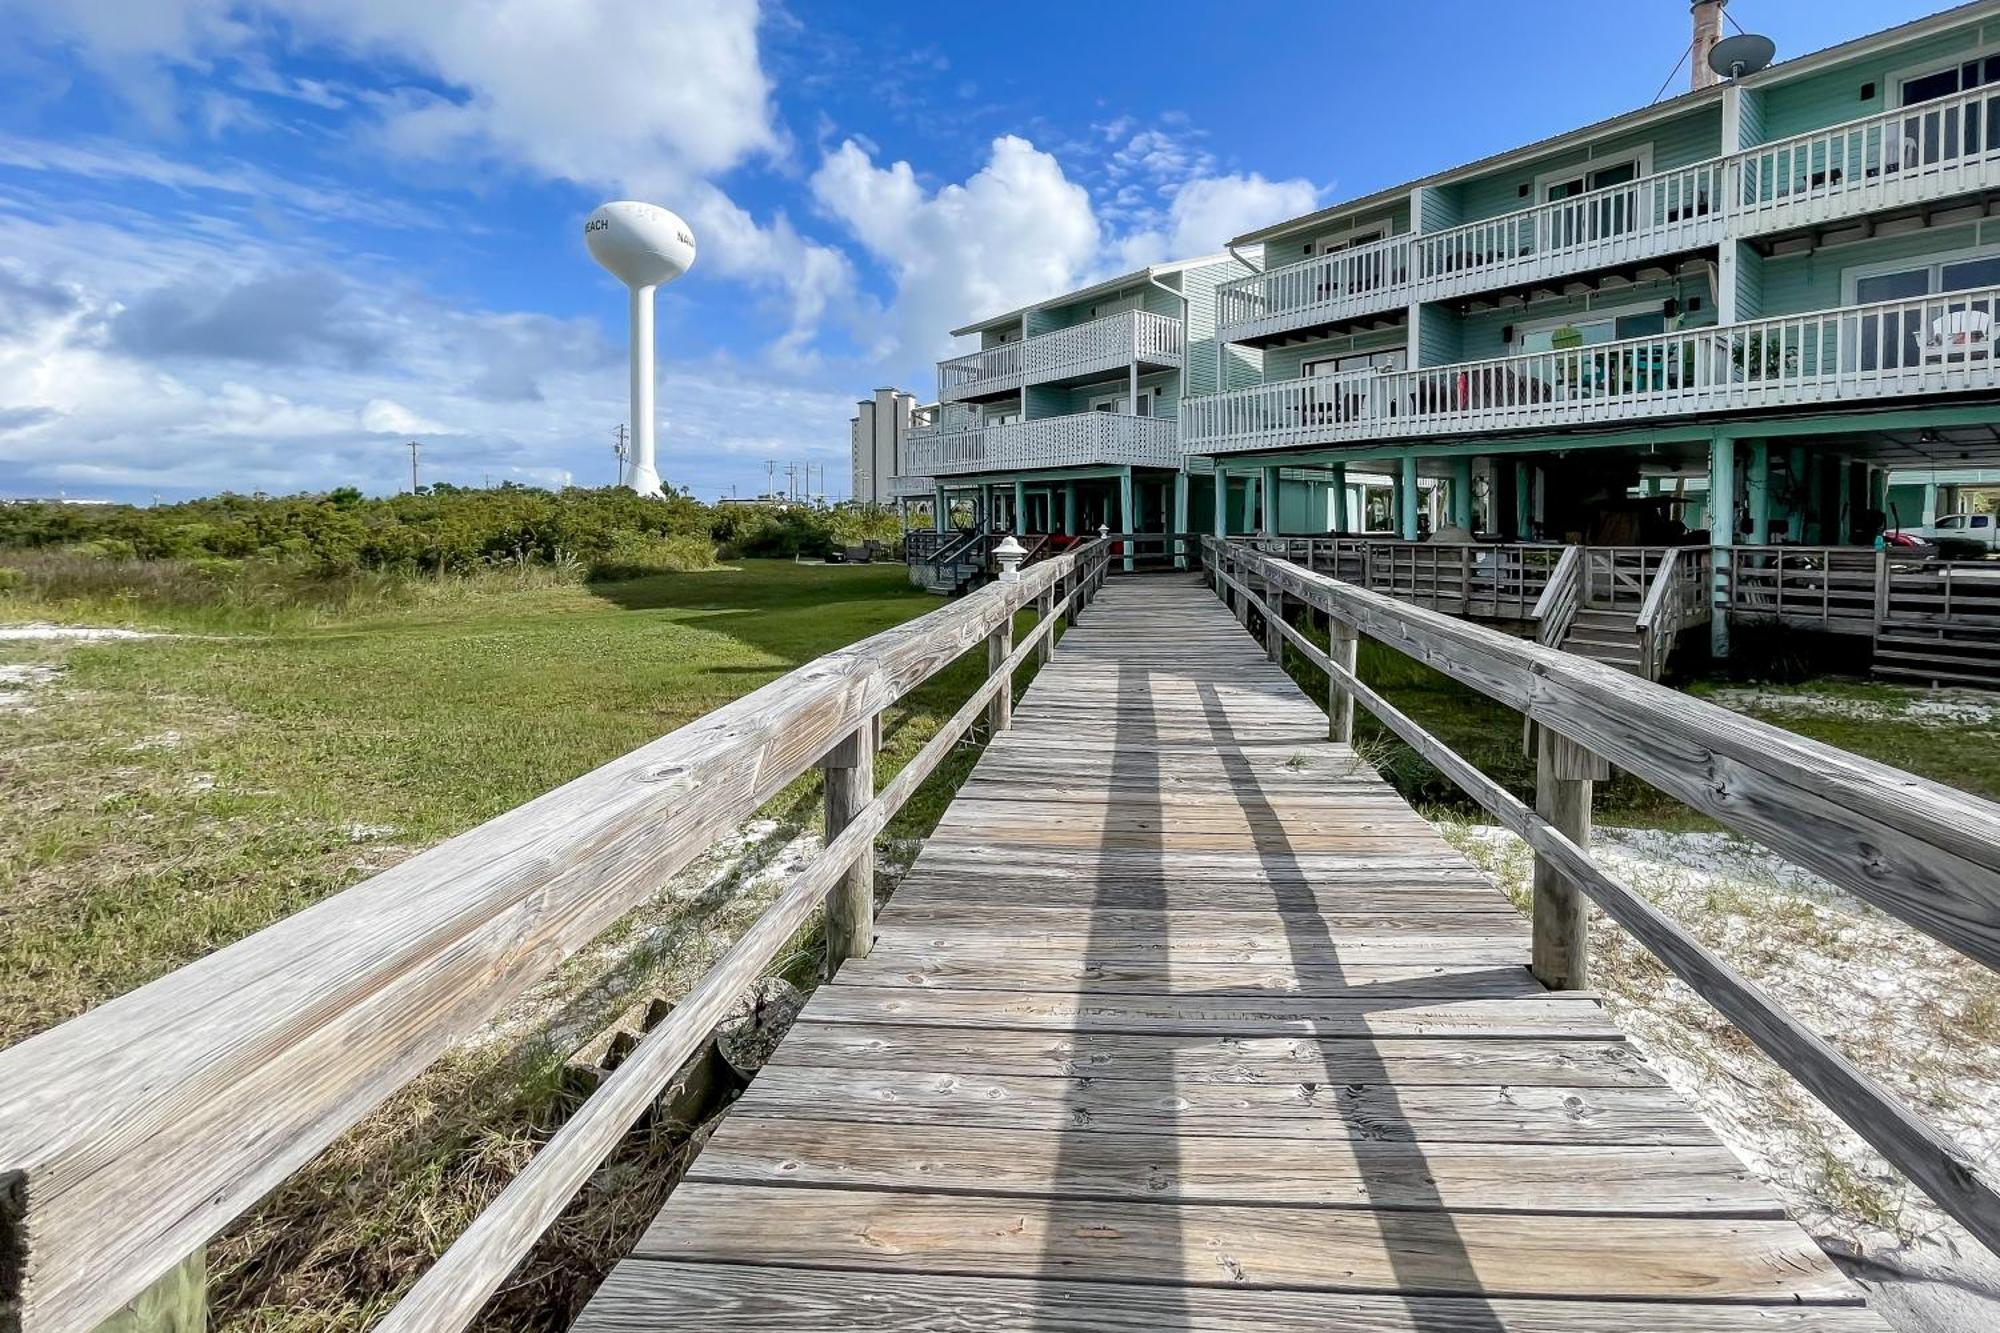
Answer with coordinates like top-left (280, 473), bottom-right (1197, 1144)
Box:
top-left (937, 310), bottom-right (1184, 402)
top-left (1205, 536), bottom-right (2000, 1261)
top-left (0, 540), bottom-right (1116, 1333)
top-left (1217, 86), bottom-right (2000, 344)
top-left (1186, 283), bottom-right (2000, 455)
top-left (906, 411), bottom-right (1180, 476)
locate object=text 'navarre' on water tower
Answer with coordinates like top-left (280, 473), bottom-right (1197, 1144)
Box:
top-left (585, 201), bottom-right (696, 498)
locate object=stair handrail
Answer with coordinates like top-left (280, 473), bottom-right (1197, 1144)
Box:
top-left (1531, 544), bottom-right (1582, 646)
top-left (1634, 546), bottom-right (1685, 681)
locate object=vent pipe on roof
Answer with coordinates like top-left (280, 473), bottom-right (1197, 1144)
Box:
top-left (1690, 0), bottom-right (1728, 91)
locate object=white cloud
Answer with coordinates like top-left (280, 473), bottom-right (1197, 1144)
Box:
top-left (812, 134), bottom-right (1100, 363)
top-left (1139, 171), bottom-right (1324, 262)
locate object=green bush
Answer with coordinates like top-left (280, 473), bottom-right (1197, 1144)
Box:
top-left (0, 567), bottom-right (22, 593)
top-left (589, 531), bottom-right (719, 580)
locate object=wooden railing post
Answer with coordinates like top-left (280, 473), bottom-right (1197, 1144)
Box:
top-left (1530, 724), bottom-right (1610, 990)
top-left (1329, 618), bottom-right (1358, 744)
top-left (987, 614), bottom-right (1014, 734)
top-left (1035, 589), bottom-right (1054, 666)
top-left (821, 715), bottom-right (878, 969)
top-left (1265, 577), bottom-right (1284, 661)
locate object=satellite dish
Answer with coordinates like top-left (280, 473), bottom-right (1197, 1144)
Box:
top-left (585, 202), bottom-right (697, 498)
top-left (1708, 33), bottom-right (1776, 80)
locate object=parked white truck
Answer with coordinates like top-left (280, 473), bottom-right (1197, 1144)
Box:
top-left (1904, 512), bottom-right (1999, 557)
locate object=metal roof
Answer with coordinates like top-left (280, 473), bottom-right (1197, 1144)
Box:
top-left (948, 252), bottom-right (1234, 337)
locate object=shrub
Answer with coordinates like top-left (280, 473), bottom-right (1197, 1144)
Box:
top-left (589, 531), bottom-right (719, 580)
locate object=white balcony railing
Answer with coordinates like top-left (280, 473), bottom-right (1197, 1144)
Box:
top-left (1735, 83), bottom-right (2000, 231)
top-left (938, 310), bottom-right (1184, 402)
top-left (1184, 284), bottom-right (2000, 455)
top-left (907, 412), bottom-right (1180, 476)
top-left (1217, 85), bottom-right (2000, 344)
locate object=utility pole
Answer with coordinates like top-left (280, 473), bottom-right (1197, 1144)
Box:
top-left (407, 440), bottom-right (420, 493)
top-left (765, 458), bottom-right (777, 499)
top-left (612, 424), bottom-right (629, 486)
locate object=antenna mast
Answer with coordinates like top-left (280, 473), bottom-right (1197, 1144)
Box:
top-left (407, 440), bottom-right (420, 493)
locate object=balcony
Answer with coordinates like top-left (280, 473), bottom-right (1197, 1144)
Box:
top-left (906, 412), bottom-right (1180, 477)
top-left (937, 310), bottom-right (1184, 404)
top-left (1217, 84), bottom-right (2000, 346)
top-left (1184, 284), bottom-right (2000, 456)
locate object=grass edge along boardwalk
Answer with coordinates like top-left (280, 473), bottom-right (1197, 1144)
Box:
top-left (574, 576), bottom-right (1890, 1331)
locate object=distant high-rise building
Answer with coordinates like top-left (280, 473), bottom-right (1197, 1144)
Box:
top-left (849, 388), bottom-right (918, 506)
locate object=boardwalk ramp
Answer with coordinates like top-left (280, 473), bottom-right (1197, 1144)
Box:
top-left (576, 576), bottom-right (1886, 1331)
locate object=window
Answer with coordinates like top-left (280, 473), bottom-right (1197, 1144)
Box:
top-left (1974, 515), bottom-right (1995, 529)
top-left (1314, 227), bottom-right (1386, 255)
top-left (1304, 348), bottom-right (1406, 376)
top-left (1848, 247), bottom-right (2000, 368)
top-left (1088, 388), bottom-right (1153, 416)
top-left (1515, 309), bottom-right (1666, 353)
top-left (1900, 53), bottom-right (2000, 107)
top-left (1542, 159), bottom-right (1641, 202)
top-left (1089, 293), bottom-right (1140, 319)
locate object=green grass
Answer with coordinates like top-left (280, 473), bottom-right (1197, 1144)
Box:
top-left (0, 557), bottom-right (1041, 1331)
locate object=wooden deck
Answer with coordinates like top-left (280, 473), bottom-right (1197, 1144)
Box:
top-left (575, 576), bottom-right (1888, 1331)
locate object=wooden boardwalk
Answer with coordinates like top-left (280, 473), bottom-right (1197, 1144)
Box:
top-left (576, 576), bottom-right (1887, 1331)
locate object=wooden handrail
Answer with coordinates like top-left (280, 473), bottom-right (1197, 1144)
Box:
top-left (0, 540), bottom-right (1114, 1333)
top-left (1530, 545), bottom-right (1582, 646)
top-left (1207, 537), bottom-right (2000, 1258)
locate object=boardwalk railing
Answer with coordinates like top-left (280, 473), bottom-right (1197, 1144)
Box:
top-left (0, 539), bottom-right (1115, 1333)
top-left (1205, 536), bottom-right (2000, 1260)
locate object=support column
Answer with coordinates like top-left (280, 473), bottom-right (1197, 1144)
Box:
top-left (934, 485), bottom-right (949, 532)
top-left (1014, 479), bottom-right (1029, 534)
top-left (1328, 619), bottom-right (1358, 744)
top-left (1064, 483), bottom-right (1078, 536)
top-left (1399, 456), bottom-right (1421, 540)
top-left (1746, 441), bottom-right (1770, 544)
top-left (1867, 463), bottom-right (1888, 518)
top-left (1172, 470), bottom-right (1190, 569)
top-left (1328, 463), bottom-right (1349, 532)
top-left (1261, 464), bottom-right (1281, 536)
top-left (822, 719), bottom-right (877, 969)
top-left (1450, 456), bottom-right (1474, 530)
top-left (1837, 455), bottom-right (1853, 543)
top-left (1710, 434), bottom-right (1737, 657)
top-left (1239, 471), bottom-right (1258, 534)
top-left (1214, 470), bottom-right (1229, 539)
top-left (1119, 466), bottom-right (1136, 573)
top-left (1531, 725), bottom-right (1610, 991)
top-left (1922, 480), bottom-right (1941, 528)
top-left (1513, 462), bottom-right (1532, 539)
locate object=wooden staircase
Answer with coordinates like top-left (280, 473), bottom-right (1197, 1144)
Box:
top-left (1558, 607), bottom-right (1649, 674)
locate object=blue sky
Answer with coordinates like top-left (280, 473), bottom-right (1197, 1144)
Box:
top-left (0, 0), bottom-right (1947, 502)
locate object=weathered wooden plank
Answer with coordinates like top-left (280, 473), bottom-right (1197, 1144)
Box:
top-left (868, 918), bottom-right (1528, 966)
top-left (827, 954), bottom-right (1560, 999)
top-left (688, 1118), bottom-right (1775, 1214)
top-left (767, 1024), bottom-right (1662, 1087)
top-left (880, 902), bottom-right (1531, 940)
top-left (634, 1185), bottom-right (1862, 1303)
top-left (575, 1262), bottom-right (1893, 1332)
top-left (727, 1063), bottom-right (1717, 1144)
top-left (793, 986), bottom-right (1620, 1039)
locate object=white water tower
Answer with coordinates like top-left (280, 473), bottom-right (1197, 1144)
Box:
top-left (585, 201), bottom-right (696, 497)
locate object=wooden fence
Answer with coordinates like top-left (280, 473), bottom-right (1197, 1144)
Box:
top-left (1206, 537), bottom-right (2000, 1260)
top-left (0, 539), bottom-right (1116, 1333)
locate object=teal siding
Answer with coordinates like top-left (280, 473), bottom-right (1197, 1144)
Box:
top-left (1182, 259), bottom-right (1247, 396)
top-left (1736, 86), bottom-right (1766, 150)
top-left (1223, 343), bottom-right (1263, 389)
top-left (1757, 221), bottom-right (2000, 315)
top-left (1022, 385), bottom-right (1065, 418)
top-left (1415, 305), bottom-right (1461, 368)
top-left (1756, 20), bottom-right (1994, 143)
top-left (1447, 106), bottom-right (1723, 226)
top-left (1414, 184), bottom-right (1459, 233)
top-left (1735, 242), bottom-right (1765, 321)
top-left (1045, 369), bottom-right (1179, 420)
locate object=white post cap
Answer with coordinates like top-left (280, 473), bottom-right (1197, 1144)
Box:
top-left (994, 534), bottom-right (1027, 582)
